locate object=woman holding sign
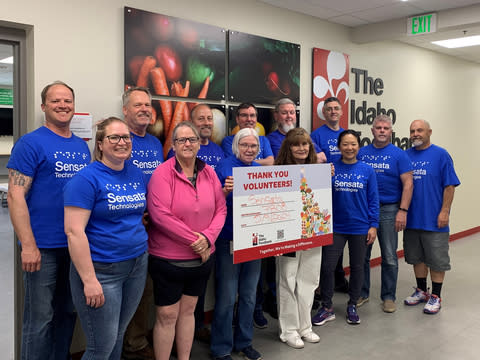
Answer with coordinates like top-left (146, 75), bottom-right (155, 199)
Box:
top-left (274, 128), bottom-right (321, 349)
top-left (211, 128), bottom-right (263, 360)
top-left (312, 130), bottom-right (379, 326)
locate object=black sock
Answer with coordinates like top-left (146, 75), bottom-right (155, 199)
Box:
top-left (416, 278), bottom-right (427, 292)
top-left (432, 282), bottom-right (443, 297)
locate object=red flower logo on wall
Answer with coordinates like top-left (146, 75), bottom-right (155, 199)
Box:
top-left (312, 49), bottom-right (349, 130)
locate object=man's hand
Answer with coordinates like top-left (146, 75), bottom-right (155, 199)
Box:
top-left (437, 209), bottom-right (450, 228)
top-left (395, 210), bottom-right (407, 232)
top-left (21, 246), bottom-right (41, 272)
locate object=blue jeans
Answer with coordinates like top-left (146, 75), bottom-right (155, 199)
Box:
top-left (70, 252), bottom-right (148, 360)
top-left (211, 240), bottom-right (261, 357)
top-left (21, 247), bottom-right (76, 360)
top-left (361, 203), bottom-right (399, 301)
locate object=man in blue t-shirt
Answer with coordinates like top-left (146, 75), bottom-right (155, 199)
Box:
top-left (267, 98), bottom-right (324, 160)
top-left (167, 104), bottom-right (224, 170)
top-left (311, 96), bottom-right (344, 163)
top-left (122, 86), bottom-right (163, 360)
top-left (403, 119), bottom-right (460, 315)
top-left (313, 97), bottom-right (348, 294)
top-left (357, 115), bottom-right (413, 313)
top-left (7, 81), bottom-right (91, 360)
top-left (221, 103), bottom-right (274, 165)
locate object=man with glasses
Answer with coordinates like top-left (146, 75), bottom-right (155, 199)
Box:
top-left (122, 87), bottom-right (164, 360)
top-left (221, 103), bottom-right (274, 166)
top-left (7, 81), bottom-right (91, 360)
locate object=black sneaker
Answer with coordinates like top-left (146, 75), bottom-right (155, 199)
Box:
top-left (239, 346), bottom-right (262, 360)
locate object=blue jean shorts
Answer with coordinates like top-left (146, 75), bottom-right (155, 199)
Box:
top-left (403, 229), bottom-right (451, 271)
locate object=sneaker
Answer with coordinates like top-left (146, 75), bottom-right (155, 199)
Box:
top-left (281, 333), bottom-right (304, 349)
top-left (253, 309), bottom-right (268, 329)
top-left (357, 297), bottom-right (369, 307)
top-left (212, 355), bottom-right (233, 360)
top-left (123, 344), bottom-right (155, 360)
top-left (312, 307), bottom-right (336, 326)
top-left (346, 304), bottom-right (361, 324)
top-left (423, 294), bottom-right (442, 314)
top-left (404, 287), bottom-right (430, 306)
top-left (239, 346), bottom-right (262, 360)
top-left (382, 299), bottom-right (396, 313)
top-left (301, 331), bottom-right (320, 343)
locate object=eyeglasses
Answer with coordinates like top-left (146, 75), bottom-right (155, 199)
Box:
top-left (105, 135), bottom-right (132, 144)
top-left (174, 137), bottom-right (199, 145)
top-left (238, 143), bottom-right (259, 150)
top-left (238, 113), bottom-right (257, 119)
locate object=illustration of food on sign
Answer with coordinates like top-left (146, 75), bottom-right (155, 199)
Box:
top-left (299, 167), bottom-right (331, 238)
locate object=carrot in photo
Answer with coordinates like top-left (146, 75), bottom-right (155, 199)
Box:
top-left (150, 67), bottom-right (172, 132)
top-left (136, 56), bottom-right (156, 88)
top-left (187, 76), bottom-right (210, 112)
top-left (164, 81), bottom-right (190, 157)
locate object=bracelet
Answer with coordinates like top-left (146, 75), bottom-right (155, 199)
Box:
top-left (399, 207), bottom-right (408, 212)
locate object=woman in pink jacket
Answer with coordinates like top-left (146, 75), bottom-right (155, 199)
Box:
top-left (147, 122), bottom-right (227, 360)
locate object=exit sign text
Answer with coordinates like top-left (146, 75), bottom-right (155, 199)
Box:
top-left (407, 13), bottom-right (437, 35)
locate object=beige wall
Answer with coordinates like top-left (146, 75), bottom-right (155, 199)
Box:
top-left (1, 0), bottom-right (478, 321)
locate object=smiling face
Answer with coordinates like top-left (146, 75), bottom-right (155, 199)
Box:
top-left (290, 141), bottom-right (310, 164)
top-left (275, 103), bottom-right (297, 134)
top-left (173, 125), bottom-right (200, 162)
top-left (237, 135), bottom-right (259, 164)
top-left (339, 133), bottom-right (359, 163)
top-left (98, 121), bottom-right (132, 168)
top-left (191, 105), bottom-right (213, 143)
top-left (236, 106), bottom-right (257, 129)
top-left (122, 90), bottom-right (152, 135)
top-left (322, 100), bottom-right (343, 128)
top-left (410, 120), bottom-right (432, 150)
top-left (41, 84), bottom-right (75, 129)
top-left (371, 120), bottom-right (393, 148)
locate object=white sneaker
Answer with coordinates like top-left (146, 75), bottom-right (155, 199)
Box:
top-left (423, 294), bottom-right (441, 314)
top-left (301, 331), bottom-right (320, 343)
top-left (281, 334), bottom-right (304, 349)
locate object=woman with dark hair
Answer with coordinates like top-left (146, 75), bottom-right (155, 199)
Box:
top-left (64, 117), bottom-right (148, 359)
top-left (147, 121), bottom-right (226, 360)
top-left (275, 128), bottom-right (322, 349)
top-left (312, 129), bottom-right (379, 326)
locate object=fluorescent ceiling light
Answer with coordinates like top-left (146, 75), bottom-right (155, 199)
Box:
top-left (0, 56), bottom-right (13, 64)
top-left (432, 35), bottom-right (480, 48)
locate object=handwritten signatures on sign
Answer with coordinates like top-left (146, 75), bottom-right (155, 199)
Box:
top-left (241, 194), bottom-right (293, 226)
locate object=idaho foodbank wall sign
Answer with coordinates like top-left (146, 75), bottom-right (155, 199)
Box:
top-left (0, 88), bottom-right (13, 106)
top-left (407, 13), bottom-right (437, 36)
top-left (350, 68), bottom-right (411, 150)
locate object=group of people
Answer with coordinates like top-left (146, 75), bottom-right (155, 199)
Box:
top-left (7, 81), bottom-right (459, 360)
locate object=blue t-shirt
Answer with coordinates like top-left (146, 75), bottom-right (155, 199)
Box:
top-left (7, 126), bottom-right (91, 248)
top-left (311, 125), bottom-right (344, 162)
top-left (64, 161), bottom-right (148, 262)
top-left (267, 129), bottom-right (321, 158)
top-left (128, 132), bottom-right (163, 184)
top-left (215, 155), bottom-right (261, 240)
top-left (332, 160), bottom-right (379, 234)
top-left (221, 135), bottom-right (273, 160)
top-left (358, 143), bottom-right (412, 204)
top-left (406, 144), bottom-right (460, 232)
top-left (167, 141), bottom-right (225, 169)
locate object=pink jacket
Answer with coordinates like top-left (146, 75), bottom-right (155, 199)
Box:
top-left (147, 157), bottom-right (227, 260)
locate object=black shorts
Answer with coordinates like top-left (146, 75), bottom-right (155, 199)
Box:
top-left (148, 254), bottom-right (214, 306)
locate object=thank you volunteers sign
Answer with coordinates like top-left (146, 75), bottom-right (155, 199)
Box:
top-left (233, 164), bottom-right (333, 264)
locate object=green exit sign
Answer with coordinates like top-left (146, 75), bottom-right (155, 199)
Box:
top-left (407, 13), bottom-right (437, 35)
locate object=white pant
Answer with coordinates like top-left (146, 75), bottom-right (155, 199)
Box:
top-left (276, 247), bottom-right (322, 341)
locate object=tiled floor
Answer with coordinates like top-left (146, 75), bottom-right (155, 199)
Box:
top-left (1, 203), bottom-right (478, 360)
